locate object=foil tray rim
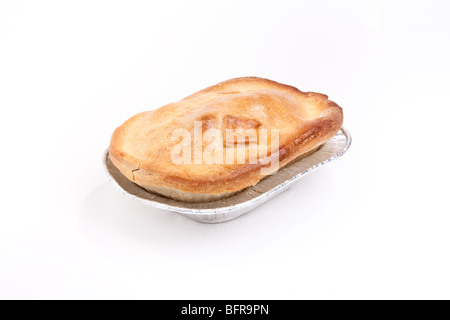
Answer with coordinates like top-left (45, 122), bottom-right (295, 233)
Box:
top-left (103, 127), bottom-right (352, 216)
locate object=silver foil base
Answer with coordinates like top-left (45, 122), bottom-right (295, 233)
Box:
top-left (103, 127), bottom-right (352, 223)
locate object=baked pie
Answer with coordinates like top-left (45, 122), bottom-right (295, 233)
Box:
top-left (109, 77), bottom-right (343, 202)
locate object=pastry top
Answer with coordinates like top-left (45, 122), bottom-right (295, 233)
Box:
top-left (109, 77), bottom-right (343, 195)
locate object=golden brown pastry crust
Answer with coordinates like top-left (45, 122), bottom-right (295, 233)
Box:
top-left (109, 77), bottom-right (343, 202)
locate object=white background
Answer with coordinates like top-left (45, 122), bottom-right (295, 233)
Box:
top-left (1, 0), bottom-right (449, 299)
